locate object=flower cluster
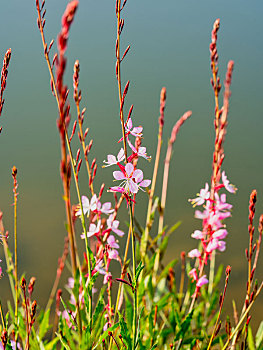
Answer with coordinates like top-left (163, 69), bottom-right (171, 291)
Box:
top-left (104, 117), bottom-right (151, 203)
top-left (76, 194), bottom-right (124, 283)
top-left (188, 171), bottom-right (237, 290)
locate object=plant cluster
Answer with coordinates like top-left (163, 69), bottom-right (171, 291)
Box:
top-left (0, 1), bottom-right (262, 349)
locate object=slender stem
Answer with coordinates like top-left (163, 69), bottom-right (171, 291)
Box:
top-left (75, 99), bottom-right (94, 196)
top-left (222, 281), bottom-right (263, 350)
top-left (2, 233), bottom-right (16, 303)
top-left (45, 239), bottom-right (69, 313)
top-left (207, 267), bottom-right (231, 350)
top-left (158, 140), bottom-right (172, 235)
top-left (110, 1), bottom-right (135, 348)
top-left (36, 0), bottom-right (78, 279)
top-left (0, 301), bottom-right (6, 329)
top-left (36, 1), bottom-right (83, 336)
top-left (141, 123), bottom-right (163, 261)
top-left (12, 167), bottom-right (18, 342)
top-left (110, 200), bottom-right (133, 350)
top-left (116, 0), bottom-right (128, 161)
top-left (129, 203), bottom-right (137, 350)
top-left (208, 60), bottom-right (221, 296)
top-left (64, 127), bottom-right (92, 327)
top-left (208, 250), bottom-right (215, 296)
top-left (22, 288), bottom-right (30, 350)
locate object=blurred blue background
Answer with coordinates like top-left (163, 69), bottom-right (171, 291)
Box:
top-left (0, 0), bottom-right (262, 329)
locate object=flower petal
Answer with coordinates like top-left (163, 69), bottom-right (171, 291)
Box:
top-left (128, 179), bottom-right (138, 194)
top-left (133, 169), bottom-right (143, 183)
top-left (113, 171), bottom-right (126, 181)
top-left (139, 179), bottom-right (151, 188)
top-left (125, 163), bottom-right (134, 177)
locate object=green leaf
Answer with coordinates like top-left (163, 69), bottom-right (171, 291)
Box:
top-left (158, 258), bottom-right (178, 282)
top-left (55, 332), bottom-right (72, 350)
top-left (166, 221), bottom-right (182, 235)
top-left (157, 293), bottom-right (170, 310)
top-left (247, 325), bottom-right (256, 350)
top-left (175, 310), bottom-right (194, 341)
top-left (39, 309), bottom-right (51, 340)
top-left (135, 261), bottom-right (144, 282)
top-left (119, 312), bottom-right (132, 349)
top-left (92, 291), bottom-right (105, 325)
top-left (207, 290), bottom-right (219, 317)
top-left (90, 291), bottom-right (106, 344)
top-left (256, 321), bottom-right (263, 348)
top-left (44, 338), bottom-right (60, 350)
top-left (72, 268), bottom-right (80, 306)
top-left (60, 297), bottom-right (77, 331)
top-left (125, 293), bottom-right (133, 331)
top-left (92, 323), bottom-right (120, 349)
top-left (214, 264), bottom-right (224, 287)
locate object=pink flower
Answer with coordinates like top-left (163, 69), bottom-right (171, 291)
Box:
top-left (81, 220), bottom-right (101, 238)
top-left (107, 214), bottom-right (124, 236)
top-left (206, 239), bottom-right (226, 253)
top-left (189, 268), bottom-right (197, 281)
top-left (196, 275), bottom-right (208, 287)
top-left (108, 249), bottom-right (119, 260)
top-left (214, 193), bottom-right (232, 211)
top-left (189, 183), bottom-right (210, 207)
top-left (119, 118), bottom-right (143, 142)
top-left (107, 235), bottom-right (119, 249)
top-left (212, 228), bottom-right (228, 239)
top-left (191, 230), bottom-right (204, 240)
top-left (127, 138), bottom-right (151, 161)
top-left (103, 148), bottom-right (125, 167)
top-left (188, 249), bottom-right (201, 258)
top-left (96, 201), bottom-right (114, 215)
top-left (108, 186), bottom-right (136, 206)
top-left (206, 239), bottom-right (219, 253)
top-left (76, 194), bottom-right (98, 216)
top-left (113, 163), bottom-right (151, 194)
top-left (222, 171), bottom-right (237, 194)
top-left (103, 271), bottom-right (112, 284)
top-left (92, 259), bottom-right (106, 276)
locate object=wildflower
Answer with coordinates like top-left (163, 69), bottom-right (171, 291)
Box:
top-left (108, 249), bottom-right (119, 260)
top-left (81, 220), bottom-right (101, 238)
top-left (214, 192), bottom-right (232, 211)
top-left (196, 275), bottom-right (208, 287)
top-left (108, 186), bottom-right (136, 206)
top-left (127, 138), bottom-right (151, 161)
top-left (107, 235), bottom-right (119, 249)
top-left (191, 230), bottom-right (204, 240)
top-left (76, 194), bottom-right (97, 216)
top-left (189, 268), bottom-right (197, 281)
top-left (212, 228), bottom-right (228, 239)
top-left (188, 249), bottom-right (201, 258)
top-left (119, 118), bottom-right (143, 142)
top-left (107, 214), bottom-right (124, 236)
top-left (206, 239), bottom-right (226, 253)
top-left (112, 162), bottom-right (151, 194)
top-left (92, 259), bottom-right (106, 276)
top-left (103, 271), bottom-right (112, 284)
top-left (95, 201), bottom-right (114, 215)
top-left (189, 183), bottom-right (210, 207)
top-left (221, 171), bottom-right (237, 193)
top-left (103, 148), bottom-right (125, 167)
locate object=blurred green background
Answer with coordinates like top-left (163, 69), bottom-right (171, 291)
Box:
top-left (0, 0), bottom-right (262, 329)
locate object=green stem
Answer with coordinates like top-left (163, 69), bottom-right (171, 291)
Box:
top-left (223, 281), bottom-right (263, 350)
top-left (129, 203), bottom-right (137, 350)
